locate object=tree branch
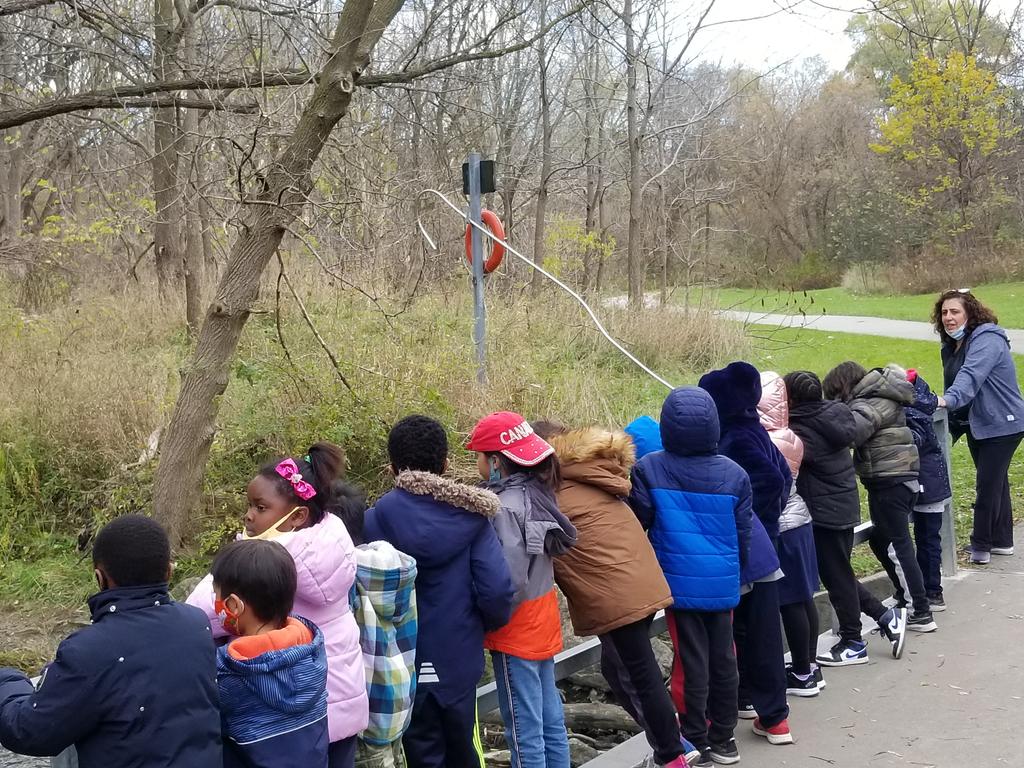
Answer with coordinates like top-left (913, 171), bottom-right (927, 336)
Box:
top-left (0, 0), bottom-right (56, 16)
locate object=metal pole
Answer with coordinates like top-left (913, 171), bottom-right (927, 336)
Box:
top-left (468, 153), bottom-right (487, 384)
top-left (935, 409), bottom-right (958, 577)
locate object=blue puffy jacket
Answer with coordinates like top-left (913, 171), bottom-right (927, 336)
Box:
top-left (219, 616), bottom-right (329, 768)
top-left (627, 387), bottom-right (753, 611)
top-left (906, 374), bottom-right (953, 505)
top-left (0, 585), bottom-right (221, 768)
top-left (363, 470), bottom-right (514, 706)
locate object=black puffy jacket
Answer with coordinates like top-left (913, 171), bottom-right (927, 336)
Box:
top-left (788, 399), bottom-right (861, 530)
top-left (0, 585), bottom-right (221, 768)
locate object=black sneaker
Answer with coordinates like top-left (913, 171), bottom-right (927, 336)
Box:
top-left (692, 748), bottom-right (714, 768)
top-left (785, 669), bottom-right (819, 697)
top-left (815, 639), bottom-right (868, 666)
top-left (878, 606), bottom-right (907, 659)
top-left (927, 593), bottom-right (946, 612)
top-left (812, 664), bottom-right (826, 689)
top-left (737, 702), bottom-right (756, 720)
top-left (709, 738), bottom-right (740, 765)
top-left (908, 610), bottom-right (937, 632)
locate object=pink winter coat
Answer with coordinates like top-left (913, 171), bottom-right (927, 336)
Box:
top-left (187, 513), bottom-right (369, 742)
top-left (758, 371), bottom-right (812, 533)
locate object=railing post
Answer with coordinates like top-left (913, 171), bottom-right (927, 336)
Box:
top-left (933, 409), bottom-right (958, 578)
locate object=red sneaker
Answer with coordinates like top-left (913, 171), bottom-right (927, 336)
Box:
top-left (752, 717), bottom-right (794, 745)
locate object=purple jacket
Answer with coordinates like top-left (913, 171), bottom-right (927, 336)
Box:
top-left (188, 514), bottom-right (369, 742)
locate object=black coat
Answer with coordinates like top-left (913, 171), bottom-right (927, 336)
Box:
top-left (906, 375), bottom-right (953, 505)
top-left (0, 585), bottom-right (221, 768)
top-left (788, 399), bottom-right (862, 530)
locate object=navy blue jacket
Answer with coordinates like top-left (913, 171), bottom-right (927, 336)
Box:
top-left (363, 471), bottom-right (514, 706)
top-left (906, 374), bottom-right (953, 505)
top-left (628, 387), bottom-right (753, 611)
top-left (220, 617), bottom-right (328, 768)
top-left (699, 362), bottom-right (792, 542)
top-left (0, 585), bottom-right (221, 768)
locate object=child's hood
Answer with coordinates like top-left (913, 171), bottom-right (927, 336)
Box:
top-left (353, 541), bottom-right (417, 623)
top-left (757, 371), bottom-right (789, 431)
top-left (659, 387), bottom-right (719, 456)
top-left (699, 361), bottom-right (763, 423)
top-left (624, 416), bottom-right (663, 460)
top-left (377, 470), bottom-right (500, 567)
top-left (218, 617), bottom-right (327, 715)
top-left (489, 473), bottom-right (578, 556)
top-left (851, 364), bottom-right (915, 405)
top-left (549, 427), bottom-right (634, 497)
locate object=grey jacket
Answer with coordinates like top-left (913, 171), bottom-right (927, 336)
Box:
top-left (943, 324), bottom-right (1024, 440)
top-left (848, 365), bottom-right (920, 482)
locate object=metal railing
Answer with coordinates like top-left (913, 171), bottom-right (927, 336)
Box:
top-left (47, 412), bottom-right (955, 768)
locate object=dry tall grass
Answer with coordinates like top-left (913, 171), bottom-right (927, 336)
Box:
top-left (0, 272), bottom-right (747, 553)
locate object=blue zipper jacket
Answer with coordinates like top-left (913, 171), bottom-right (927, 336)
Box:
top-left (699, 362), bottom-right (792, 543)
top-left (942, 323), bottom-right (1024, 440)
top-left (906, 374), bottom-right (952, 505)
top-left (627, 387), bottom-right (753, 611)
top-left (219, 616), bottom-right (328, 768)
top-left (363, 471), bottom-right (514, 706)
top-left (0, 585), bottom-right (221, 768)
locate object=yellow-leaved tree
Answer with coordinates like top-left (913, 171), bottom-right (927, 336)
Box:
top-left (871, 51), bottom-right (1018, 249)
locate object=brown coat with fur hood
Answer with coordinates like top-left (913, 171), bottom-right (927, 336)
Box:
top-left (548, 427), bottom-right (672, 636)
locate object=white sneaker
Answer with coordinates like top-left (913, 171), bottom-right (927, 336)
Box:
top-left (991, 546), bottom-right (1015, 556)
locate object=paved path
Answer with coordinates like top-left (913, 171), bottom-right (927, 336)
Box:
top-left (593, 528), bottom-right (1024, 768)
top-left (722, 309), bottom-right (1024, 352)
top-left (606, 295), bottom-right (1024, 351)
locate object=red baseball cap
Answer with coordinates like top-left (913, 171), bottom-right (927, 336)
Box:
top-left (467, 411), bottom-right (555, 467)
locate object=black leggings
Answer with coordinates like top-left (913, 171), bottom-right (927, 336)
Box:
top-left (599, 615), bottom-right (685, 764)
top-left (780, 600), bottom-right (819, 675)
top-left (967, 432), bottom-right (1023, 552)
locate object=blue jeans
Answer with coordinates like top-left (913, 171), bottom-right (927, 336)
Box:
top-left (491, 652), bottom-right (570, 768)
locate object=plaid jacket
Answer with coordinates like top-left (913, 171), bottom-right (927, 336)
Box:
top-left (351, 541), bottom-right (418, 746)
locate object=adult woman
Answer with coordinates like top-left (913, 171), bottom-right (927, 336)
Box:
top-left (933, 290), bottom-right (1024, 565)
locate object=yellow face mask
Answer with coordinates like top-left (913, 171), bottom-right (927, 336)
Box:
top-left (241, 507), bottom-right (299, 541)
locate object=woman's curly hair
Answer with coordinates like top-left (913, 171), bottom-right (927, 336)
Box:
top-left (932, 290), bottom-right (998, 343)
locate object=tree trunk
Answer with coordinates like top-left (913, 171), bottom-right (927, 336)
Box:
top-left (152, 0), bottom-right (404, 546)
top-left (624, 0), bottom-right (644, 309)
top-left (183, 108), bottom-right (205, 337)
top-left (152, 0), bottom-right (183, 299)
top-left (529, 0), bottom-right (550, 293)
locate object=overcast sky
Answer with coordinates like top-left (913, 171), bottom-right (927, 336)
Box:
top-left (679, 0), bottom-right (1021, 72)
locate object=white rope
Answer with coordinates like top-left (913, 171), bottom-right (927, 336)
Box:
top-left (418, 189), bottom-right (676, 391)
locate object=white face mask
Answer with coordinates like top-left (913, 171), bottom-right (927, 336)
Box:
top-left (948, 322), bottom-right (967, 341)
top-left (241, 507), bottom-right (299, 541)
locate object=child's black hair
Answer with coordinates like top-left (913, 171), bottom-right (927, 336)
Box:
top-left (783, 370), bottom-right (823, 405)
top-left (490, 453), bottom-right (562, 492)
top-left (329, 481), bottom-right (368, 546)
top-left (211, 540), bottom-right (296, 628)
top-left (258, 441), bottom-right (345, 525)
top-left (823, 361), bottom-right (868, 403)
top-left (388, 415), bottom-right (448, 475)
top-left (92, 514), bottom-right (171, 587)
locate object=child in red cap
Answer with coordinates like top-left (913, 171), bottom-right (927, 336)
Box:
top-left (468, 412), bottom-right (577, 768)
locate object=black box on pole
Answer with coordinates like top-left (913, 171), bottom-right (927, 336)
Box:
top-left (462, 160), bottom-right (496, 195)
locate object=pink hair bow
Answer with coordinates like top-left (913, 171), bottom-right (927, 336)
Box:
top-left (275, 458), bottom-right (317, 500)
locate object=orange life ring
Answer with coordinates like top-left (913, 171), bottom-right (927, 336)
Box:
top-left (465, 209), bottom-right (505, 274)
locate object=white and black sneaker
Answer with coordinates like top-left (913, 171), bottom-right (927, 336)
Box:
top-left (816, 639), bottom-right (868, 667)
top-left (737, 702), bottom-right (757, 720)
top-left (785, 669), bottom-right (819, 697)
top-left (709, 738), bottom-right (740, 765)
top-left (992, 545), bottom-right (1015, 556)
top-left (907, 610), bottom-right (937, 633)
top-left (878, 606), bottom-right (907, 659)
top-left (812, 664), bottom-right (825, 689)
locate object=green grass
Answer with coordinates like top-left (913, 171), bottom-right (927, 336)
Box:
top-left (694, 281), bottom-right (1024, 329)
